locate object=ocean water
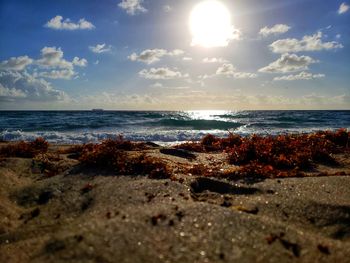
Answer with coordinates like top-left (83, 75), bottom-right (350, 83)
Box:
top-left (0, 110), bottom-right (349, 144)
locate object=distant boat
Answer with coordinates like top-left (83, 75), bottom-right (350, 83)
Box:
top-left (92, 109), bottom-right (104, 112)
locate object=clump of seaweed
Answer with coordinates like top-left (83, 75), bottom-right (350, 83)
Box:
top-left (79, 137), bottom-right (171, 178)
top-left (176, 133), bottom-right (242, 153)
top-left (33, 153), bottom-right (71, 177)
top-left (226, 129), bottom-right (349, 179)
top-left (0, 138), bottom-right (49, 158)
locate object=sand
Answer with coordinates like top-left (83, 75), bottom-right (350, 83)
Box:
top-left (0, 144), bottom-right (350, 263)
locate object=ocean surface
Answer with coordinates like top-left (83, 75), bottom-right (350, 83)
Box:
top-left (0, 110), bottom-right (349, 144)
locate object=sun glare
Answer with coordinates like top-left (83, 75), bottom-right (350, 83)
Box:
top-left (189, 0), bottom-right (234, 48)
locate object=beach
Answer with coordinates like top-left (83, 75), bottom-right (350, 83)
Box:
top-left (0, 133), bottom-right (350, 262)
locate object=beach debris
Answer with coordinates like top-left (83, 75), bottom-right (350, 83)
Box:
top-left (33, 153), bottom-right (69, 177)
top-left (233, 205), bottom-right (259, 214)
top-left (226, 129), bottom-right (349, 179)
top-left (160, 148), bottom-right (196, 159)
top-left (79, 137), bottom-right (172, 178)
top-left (176, 133), bottom-right (242, 153)
top-left (0, 138), bottom-right (48, 158)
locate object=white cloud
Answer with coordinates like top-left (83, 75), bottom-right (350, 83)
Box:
top-left (270, 32), bottom-right (343, 53)
top-left (149, 82), bottom-right (164, 88)
top-left (0, 47), bottom-right (87, 80)
top-left (0, 71), bottom-right (68, 102)
top-left (149, 82), bottom-right (189, 90)
top-left (202, 57), bottom-right (228, 63)
top-left (73, 57), bottom-right (88, 67)
top-left (118, 0), bottom-right (147, 15)
top-left (338, 2), bottom-right (349, 14)
top-left (45, 15), bottom-right (95, 30)
top-left (0, 56), bottom-right (33, 71)
top-left (215, 63), bottom-right (258, 79)
top-left (139, 67), bottom-right (188, 79)
top-left (128, 49), bottom-right (184, 64)
top-left (89, 44), bottom-right (112, 54)
top-left (183, 57), bottom-right (193, 61)
top-left (38, 69), bottom-right (76, 80)
top-left (34, 47), bottom-right (87, 79)
top-left (163, 5), bottom-right (172, 12)
top-left (36, 47), bottom-right (73, 69)
top-left (0, 84), bottom-right (26, 100)
top-left (273, 71), bottom-right (325, 81)
top-left (259, 24), bottom-right (291, 37)
top-left (259, 53), bottom-right (317, 73)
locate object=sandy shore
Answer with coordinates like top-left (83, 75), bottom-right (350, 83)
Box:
top-left (0, 142), bottom-right (350, 262)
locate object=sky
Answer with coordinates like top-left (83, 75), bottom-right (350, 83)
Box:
top-left (0, 0), bottom-right (349, 110)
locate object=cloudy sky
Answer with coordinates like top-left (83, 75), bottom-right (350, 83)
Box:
top-left (0, 0), bottom-right (349, 110)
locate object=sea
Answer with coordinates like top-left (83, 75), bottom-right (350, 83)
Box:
top-left (0, 110), bottom-right (349, 145)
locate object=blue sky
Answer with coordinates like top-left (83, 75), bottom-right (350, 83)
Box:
top-left (0, 0), bottom-right (349, 110)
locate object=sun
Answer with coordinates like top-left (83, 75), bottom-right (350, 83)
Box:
top-left (189, 0), bottom-right (235, 48)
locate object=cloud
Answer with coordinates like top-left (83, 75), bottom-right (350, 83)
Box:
top-left (183, 57), bottom-right (193, 61)
top-left (38, 69), bottom-right (76, 80)
top-left (270, 32), bottom-right (343, 53)
top-left (163, 5), bottom-right (172, 12)
top-left (118, 0), bottom-right (147, 15)
top-left (259, 53), bottom-right (317, 73)
top-left (128, 49), bottom-right (184, 64)
top-left (215, 63), bottom-right (258, 79)
top-left (259, 24), bottom-right (291, 37)
top-left (0, 47), bottom-right (88, 80)
top-left (72, 57), bottom-right (88, 67)
top-left (0, 71), bottom-right (68, 102)
top-left (273, 71), bottom-right (325, 81)
top-left (139, 67), bottom-right (188, 79)
top-left (45, 15), bottom-right (95, 30)
top-left (36, 47), bottom-right (73, 69)
top-left (0, 56), bottom-right (33, 71)
top-left (89, 44), bottom-right (112, 54)
top-left (338, 2), bottom-right (349, 14)
top-left (0, 84), bottom-right (26, 100)
top-left (202, 57), bottom-right (228, 63)
top-left (34, 47), bottom-right (87, 79)
top-left (149, 82), bottom-right (189, 90)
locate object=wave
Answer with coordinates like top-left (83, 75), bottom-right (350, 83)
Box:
top-left (0, 129), bottom-right (230, 144)
top-left (153, 119), bottom-right (244, 130)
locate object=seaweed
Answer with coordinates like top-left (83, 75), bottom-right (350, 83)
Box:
top-left (176, 132), bottom-right (242, 153)
top-left (33, 153), bottom-right (70, 177)
top-left (226, 129), bottom-right (349, 178)
top-left (0, 138), bottom-right (48, 158)
top-left (79, 137), bottom-right (171, 178)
